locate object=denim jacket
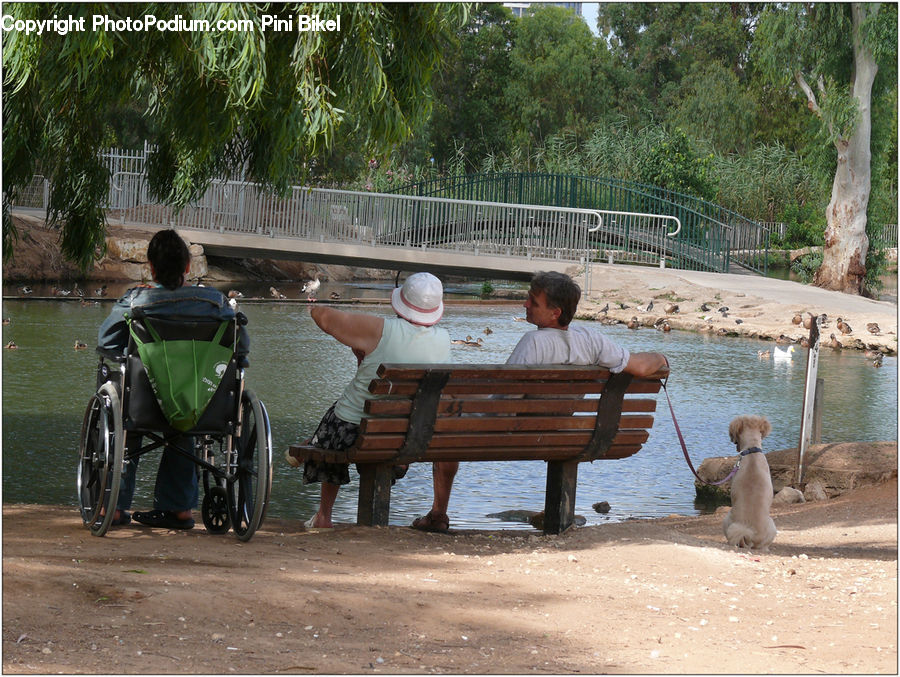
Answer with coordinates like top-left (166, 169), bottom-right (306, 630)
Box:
top-left (97, 284), bottom-right (250, 356)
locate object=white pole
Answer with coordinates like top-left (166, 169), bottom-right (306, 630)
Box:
top-left (796, 317), bottom-right (822, 486)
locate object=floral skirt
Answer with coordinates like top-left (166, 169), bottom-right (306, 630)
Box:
top-left (302, 403), bottom-right (359, 486)
top-left (302, 402), bottom-right (409, 486)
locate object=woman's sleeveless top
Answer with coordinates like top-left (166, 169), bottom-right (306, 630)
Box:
top-left (334, 318), bottom-right (451, 424)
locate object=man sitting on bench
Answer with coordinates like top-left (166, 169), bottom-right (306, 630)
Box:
top-left (411, 271), bottom-right (669, 533)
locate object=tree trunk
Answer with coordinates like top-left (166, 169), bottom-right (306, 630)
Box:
top-left (814, 3), bottom-right (878, 295)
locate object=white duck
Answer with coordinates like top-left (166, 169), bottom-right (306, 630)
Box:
top-left (302, 273), bottom-right (321, 301)
top-left (773, 345), bottom-right (796, 360)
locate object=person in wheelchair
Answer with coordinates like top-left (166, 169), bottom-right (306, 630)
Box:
top-left (97, 229), bottom-right (249, 530)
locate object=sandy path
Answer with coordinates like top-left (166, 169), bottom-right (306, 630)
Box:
top-left (2, 479), bottom-right (895, 674)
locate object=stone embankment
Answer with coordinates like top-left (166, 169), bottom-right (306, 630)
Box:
top-left (695, 441), bottom-right (898, 503)
top-left (2, 215), bottom-right (385, 284)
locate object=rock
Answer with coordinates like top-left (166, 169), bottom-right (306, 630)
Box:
top-left (592, 501), bottom-right (611, 514)
top-left (696, 442), bottom-right (897, 502)
top-left (105, 237), bottom-right (149, 263)
top-left (803, 480), bottom-right (829, 502)
top-left (773, 487), bottom-right (805, 505)
top-left (767, 442), bottom-right (897, 497)
top-left (693, 456), bottom-right (738, 503)
top-left (525, 511), bottom-right (587, 531)
top-left (789, 246), bottom-right (824, 263)
top-left (486, 510), bottom-right (539, 523)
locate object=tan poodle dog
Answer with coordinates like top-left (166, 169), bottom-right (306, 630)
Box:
top-left (722, 415), bottom-right (776, 551)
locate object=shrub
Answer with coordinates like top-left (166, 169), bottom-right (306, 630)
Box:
top-left (790, 250), bottom-right (824, 283)
top-left (636, 128), bottom-right (718, 201)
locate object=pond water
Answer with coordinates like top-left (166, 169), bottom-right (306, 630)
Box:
top-left (2, 283), bottom-right (897, 530)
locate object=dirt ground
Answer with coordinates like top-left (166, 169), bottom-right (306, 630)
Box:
top-left (2, 477), bottom-right (896, 675)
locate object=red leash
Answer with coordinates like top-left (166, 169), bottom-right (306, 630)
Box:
top-left (662, 379), bottom-right (740, 486)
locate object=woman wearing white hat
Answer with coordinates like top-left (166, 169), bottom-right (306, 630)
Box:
top-left (288, 272), bottom-right (450, 528)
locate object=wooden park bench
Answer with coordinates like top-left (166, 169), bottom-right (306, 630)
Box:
top-left (288, 363), bottom-right (669, 534)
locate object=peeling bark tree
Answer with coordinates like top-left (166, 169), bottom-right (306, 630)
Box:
top-left (810, 5), bottom-right (877, 294)
top-left (757, 2), bottom-right (895, 295)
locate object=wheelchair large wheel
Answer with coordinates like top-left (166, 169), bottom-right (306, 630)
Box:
top-left (227, 389), bottom-right (272, 541)
top-left (77, 382), bottom-right (124, 537)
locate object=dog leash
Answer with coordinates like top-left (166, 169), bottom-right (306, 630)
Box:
top-left (661, 377), bottom-right (756, 486)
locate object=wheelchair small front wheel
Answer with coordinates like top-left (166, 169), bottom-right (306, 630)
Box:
top-left (227, 389), bottom-right (272, 541)
top-left (202, 486), bottom-right (232, 534)
top-left (76, 382), bottom-right (124, 537)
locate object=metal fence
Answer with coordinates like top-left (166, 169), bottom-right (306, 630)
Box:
top-left (104, 172), bottom-right (607, 266)
top-left (9, 175), bottom-right (49, 210)
top-left (876, 224), bottom-right (898, 247)
top-left (391, 172), bottom-right (770, 275)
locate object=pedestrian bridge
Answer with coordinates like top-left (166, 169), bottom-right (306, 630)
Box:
top-left (16, 160), bottom-right (771, 280)
top-left (103, 174), bottom-right (688, 283)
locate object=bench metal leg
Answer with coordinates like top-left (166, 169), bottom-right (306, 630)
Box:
top-left (544, 460), bottom-right (578, 535)
top-left (357, 463), bottom-right (393, 526)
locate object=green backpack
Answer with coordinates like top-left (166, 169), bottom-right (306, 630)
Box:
top-left (127, 316), bottom-right (235, 432)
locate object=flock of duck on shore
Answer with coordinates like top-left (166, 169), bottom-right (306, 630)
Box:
top-left (584, 297), bottom-right (890, 367)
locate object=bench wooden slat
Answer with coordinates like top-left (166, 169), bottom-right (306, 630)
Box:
top-left (360, 413), bottom-right (655, 434)
top-left (287, 443), bottom-right (643, 464)
top-left (355, 429), bottom-right (650, 450)
top-left (364, 397), bottom-right (658, 417)
top-left (367, 380), bottom-right (663, 396)
top-left (377, 363), bottom-right (669, 381)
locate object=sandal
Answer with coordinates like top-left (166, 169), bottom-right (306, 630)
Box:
top-left (111, 510), bottom-right (132, 526)
top-left (133, 509), bottom-right (195, 530)
top-left (411, 511), bottom-right (449, 533)
top-left (284, 449), bottom-right (301, 468)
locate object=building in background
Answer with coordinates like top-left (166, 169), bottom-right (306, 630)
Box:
top-left (504, 2), bottom-right (583, 19)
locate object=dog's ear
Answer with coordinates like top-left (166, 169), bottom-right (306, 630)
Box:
top-left (759, 417), bottom-right (772, 439)
top-left (728, 417), bottom-right (743, 444)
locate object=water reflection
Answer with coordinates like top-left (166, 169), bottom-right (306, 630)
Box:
top-left (2, 292), bottom-right (897, 530)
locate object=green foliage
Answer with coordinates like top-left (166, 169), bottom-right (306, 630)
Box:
top-left (480, 280), bottom-right (494, 297)
top-left (869, 82), bottom-right (899, 229)
top-left (864, 241), bottom-right (888, 298)
top-left (505, 5), bottom-right (608, 149)
top-left (428, 4), bottom-right (515, 169)
top-left (580, 119), bottom-right (665, 181)
top-left (636, 129), bottom-right (718, 200)
top-left (2, 2), bottom-right (468, 270)
top-left (599, 3), bottom-right (753, 125)
top-left (713, 143), bottom-right (826, 222)
top-left (773, 202), bottom-right (825, 250)
top-left (669, 61), bottom-right (756, 154)
top-left (791, 251), bottom-right (824, 284)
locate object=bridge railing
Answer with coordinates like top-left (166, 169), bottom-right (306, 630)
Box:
top-left (391, 172), bottom-right (773, 274)
top-left (104, 173), bottom-right (604, 266)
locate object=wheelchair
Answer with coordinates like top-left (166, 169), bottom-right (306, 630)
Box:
top-left (77, 309), bottom-right (272, 541)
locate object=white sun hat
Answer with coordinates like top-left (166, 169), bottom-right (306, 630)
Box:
top-left (391, 272), bottom-right (444, 326)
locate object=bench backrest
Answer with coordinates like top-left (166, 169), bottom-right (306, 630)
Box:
top-left (351, 363), bottom-right (668, 463)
